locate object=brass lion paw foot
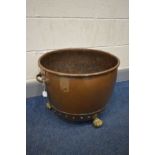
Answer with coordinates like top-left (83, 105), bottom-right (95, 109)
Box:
top-left (46, 103), bottom-right (53, 110)
top-left (92, 117), bottom-right (104, 128)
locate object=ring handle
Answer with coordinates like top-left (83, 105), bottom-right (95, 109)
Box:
top-left (36, 72), bottom-right (43, 83)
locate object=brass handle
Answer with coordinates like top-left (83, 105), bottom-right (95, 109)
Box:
top-left (36, 72), bottom-right (43, 83)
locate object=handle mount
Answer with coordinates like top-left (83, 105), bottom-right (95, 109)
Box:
top-left (36, 72), bottom-right (43, 83)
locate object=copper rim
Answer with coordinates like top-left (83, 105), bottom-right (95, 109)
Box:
top-left (38, 48), bottom-right (120, 77)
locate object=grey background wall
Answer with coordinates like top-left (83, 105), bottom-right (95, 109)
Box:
top-left (26, 0), bottom-right (129, 81)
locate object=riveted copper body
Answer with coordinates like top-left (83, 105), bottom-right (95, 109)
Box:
top-left (37, 48), bottom-right (120, 122)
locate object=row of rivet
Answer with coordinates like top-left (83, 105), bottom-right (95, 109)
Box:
top-left (53, 109), bottom-right (92, 120)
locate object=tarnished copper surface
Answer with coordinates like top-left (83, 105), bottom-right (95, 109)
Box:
top-left (37, 48), bottom-right (120, 121)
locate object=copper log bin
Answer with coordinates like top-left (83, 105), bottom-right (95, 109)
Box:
top-left (36, 48), bottom-right (120, 127)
